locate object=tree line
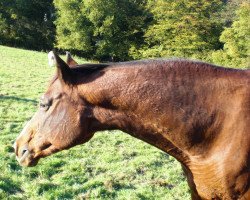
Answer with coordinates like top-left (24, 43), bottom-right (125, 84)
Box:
top-left (0, 0), bottom-right (249, 68)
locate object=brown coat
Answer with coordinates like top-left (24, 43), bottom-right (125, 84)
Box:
top-left (14, 53), bottom-right (250, 199)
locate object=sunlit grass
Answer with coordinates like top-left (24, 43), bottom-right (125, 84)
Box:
top-left (0, 45), bottom-right (190, 199)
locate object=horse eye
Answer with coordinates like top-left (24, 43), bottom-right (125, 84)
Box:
top-left (39, 101), bottom-right (51, 111)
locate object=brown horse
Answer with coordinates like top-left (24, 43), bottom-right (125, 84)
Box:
top-left (14, 52), bottom-right (250, 200)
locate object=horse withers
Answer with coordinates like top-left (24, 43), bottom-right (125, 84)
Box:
top-left (14, 52), bottom-right (250, 200)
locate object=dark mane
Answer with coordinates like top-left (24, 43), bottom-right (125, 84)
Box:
top-left (72, 58), bottom-right (247, 74)
top-left (49, 59), bottom-right (248, 86)
top-left (72, 63), bottom-right (111, 74)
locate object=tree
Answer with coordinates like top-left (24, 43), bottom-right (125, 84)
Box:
top-left (219, 0), bottom-right (245, 26)
top-left (54, 0), bottom-right (150, 61)
top-left (0, 0), bottom-right (55, 50)
top-left (212, 2), bottom-right (250, 68)
top-left (134, 0), bottom-right (225, 59)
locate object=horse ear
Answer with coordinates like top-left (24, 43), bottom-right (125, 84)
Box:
top-left (48, 51), bottom-right (73, 84)
top-left (66, 51), bottom-right (78, 67)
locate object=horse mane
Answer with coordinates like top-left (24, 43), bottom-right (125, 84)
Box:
top-left (72, 63), bottom-right (111, 74)
top-left (49, 59), bottom-right (247, 86)
top-left (72, 59), bottom-right (245, 74)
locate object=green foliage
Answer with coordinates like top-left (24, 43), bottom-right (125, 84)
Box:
top-left (0, 45), bottom-right (190, 199)
top-left (0, 0), bottom-right (55, 50)
top-left (133, 0), bottom-right (225, 59)
top-left (54, 0), bottom-right (150, 61)
top-left (219, 0), bottom-right (246, 27)
top-left (211, 2), bottom-right (250, 68)
top-left (0, 1), bottom-right (248, 67)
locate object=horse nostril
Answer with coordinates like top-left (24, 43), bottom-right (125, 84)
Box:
top-left (20, 146), bottom-right (29, 157)
top-left (22, 149), bottom-right (27, 156)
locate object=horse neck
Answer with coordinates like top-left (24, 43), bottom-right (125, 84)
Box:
top-left (77, 62), bottom-right (248, 165)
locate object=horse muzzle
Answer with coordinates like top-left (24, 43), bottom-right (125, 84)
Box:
top-left (14, 142), bottom-right (39, 167)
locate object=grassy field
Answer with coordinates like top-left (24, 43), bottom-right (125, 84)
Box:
top-left (0, 45), bottom-right (190, 200)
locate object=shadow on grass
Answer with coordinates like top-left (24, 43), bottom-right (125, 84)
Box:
top-left (0, 95), bottom-right (38, 104)
top-left (0, 177), bottom-right (23, 194)
top-left (37, 183), bottom-right (58, 195)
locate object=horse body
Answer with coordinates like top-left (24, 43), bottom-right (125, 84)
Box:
top-left (14, 53), bottom-right (250, 199)
top-left (79, 60), bottom-right (250, 199)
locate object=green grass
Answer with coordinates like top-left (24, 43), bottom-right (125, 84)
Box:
top-left (0, 45), bottom-right (190, 199)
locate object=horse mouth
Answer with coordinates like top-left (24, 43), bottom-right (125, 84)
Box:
top-left (17, 150), bottom-right (39, 167)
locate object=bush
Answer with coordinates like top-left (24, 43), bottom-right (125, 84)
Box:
top-left (211, 2), bottom-right (250, 69)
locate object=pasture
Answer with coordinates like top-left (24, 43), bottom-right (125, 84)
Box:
top-left (0, 45), bottom-right (189, 199)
